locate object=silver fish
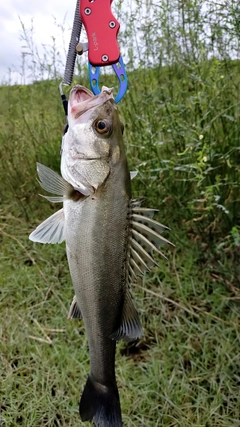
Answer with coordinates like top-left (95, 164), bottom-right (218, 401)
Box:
top-left (29, 85), bottom-right (173, 426)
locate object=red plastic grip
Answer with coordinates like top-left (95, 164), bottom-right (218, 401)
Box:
top-left (80, 0), bottom-right (120, 66)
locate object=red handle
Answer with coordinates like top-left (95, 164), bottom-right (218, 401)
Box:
top-left (80, 0), bottom-right (120, 66)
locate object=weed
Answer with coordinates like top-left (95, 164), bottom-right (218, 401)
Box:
top-left (1, 1), bottom-right (240, 425)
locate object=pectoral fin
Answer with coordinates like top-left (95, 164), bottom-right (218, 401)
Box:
top-left (36, 163), bottom-right (89, 200)
top-left (36, 163), bottom-right (73, 199)
top-left (29, 208), bottom-right (65, 244)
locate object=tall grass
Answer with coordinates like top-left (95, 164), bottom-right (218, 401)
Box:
top-left (1, 2), bottom-right (240, 425)
top-left (115, 0), bottom-right (240, 243)
top-left (1, 1), bottom-right (239, 243)
top-left (0, 1), bottom-right (239, 300)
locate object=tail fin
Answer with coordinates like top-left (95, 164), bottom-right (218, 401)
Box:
top-left (79, 375), bottom-right (122, 427)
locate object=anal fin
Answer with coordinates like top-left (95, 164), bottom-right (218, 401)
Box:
top-left (68, 295), bottom-right (82, 319)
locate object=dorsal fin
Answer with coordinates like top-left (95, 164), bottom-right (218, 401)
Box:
top-left (113, 200), bottom-right (174, 342)
top-left (127, 199), bottom-right (174, 279)
top-left (110, 289), bottom-right (142, 342)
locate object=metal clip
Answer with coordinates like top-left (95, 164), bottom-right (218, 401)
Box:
top-left (88, 56), bottom-right (127, 103)
top-left (76, 42), bottom-right (88, 56)
top-left (80, 0), bottom-right (120, 66)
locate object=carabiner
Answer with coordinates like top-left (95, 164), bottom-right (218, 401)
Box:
top-left (88, 56), bottom-right (128, 103)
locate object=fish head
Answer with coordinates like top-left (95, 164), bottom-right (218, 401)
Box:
top-left (64, 85), bottom-right (124, 162)
top-left (61, 85), bottom-right (126, 192)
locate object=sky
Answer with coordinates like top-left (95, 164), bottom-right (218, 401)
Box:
top-left (1, 1), bottom-right (236, 85)
top-left (0, 0), bottom-right (78, 84)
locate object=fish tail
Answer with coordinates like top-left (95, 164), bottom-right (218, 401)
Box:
top-left (79, 375), bottom-right (122, 427)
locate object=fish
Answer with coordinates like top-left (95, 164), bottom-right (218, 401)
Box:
top-left (29, 85), bottom-right (173, 427)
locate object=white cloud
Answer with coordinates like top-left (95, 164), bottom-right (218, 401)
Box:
top-left (0, 0), bottom-right (77, 84)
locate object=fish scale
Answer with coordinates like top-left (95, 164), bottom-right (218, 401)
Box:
top-left (29, 85), bottom-right (174, 427)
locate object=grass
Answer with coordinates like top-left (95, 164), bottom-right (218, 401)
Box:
top-left (1, 8), bottom-right (240, 423)
top-left (1, 213), bottom-right (240, 426)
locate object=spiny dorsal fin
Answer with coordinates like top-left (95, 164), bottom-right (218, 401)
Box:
top-left (130, 246), bottom-right (151, 273)
top-left (127, 199), bottom-right (174, 279)
top-left (29, 208), bottom-right (65, 244)
top-left (132, 213), bottom-right (169, 234)
top-left (130, 237), bottom-right (158, 269)
top-left (68, 295), bottom-right (82, 319)
top-left (132, 228), bottom-right (168, 260)
top-left (132, 206), bottom-right (158, 218)
top-left (128, 260), bottom-right (137, 282)
top-left (130, 255), bottom-right (144, 275)
top-left (110, 289), bottom-right (142, 342)
top-left (132, 222), bottom-right (173, 250)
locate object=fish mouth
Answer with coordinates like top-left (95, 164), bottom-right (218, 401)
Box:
top-left (69, 85), bottom-right (115, 121)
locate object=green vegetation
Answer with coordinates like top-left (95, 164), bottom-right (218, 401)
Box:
top-left (1, 1), bottom-right (240, 425)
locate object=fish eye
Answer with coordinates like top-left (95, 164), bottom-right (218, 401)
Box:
top-left (95, 119), bottom-right (111, 135)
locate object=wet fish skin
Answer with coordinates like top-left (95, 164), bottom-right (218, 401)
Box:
top-left (29, 85), bottom-right (174, 427)
top-left (63, 89), bottom-right (132, 427)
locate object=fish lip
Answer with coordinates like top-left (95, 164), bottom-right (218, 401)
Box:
top-left (74, 105), bottom-right (95, 120)
top-left (75, 98), bottom-right (115, 120)
top-left (69, 85), bottom-right (115, 121)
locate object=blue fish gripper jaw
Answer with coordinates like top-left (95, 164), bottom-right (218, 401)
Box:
top-left (88, 56), bottom-right (128, 103)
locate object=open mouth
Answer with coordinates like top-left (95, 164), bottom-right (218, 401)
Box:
top-left (69, 85), bottom-right (114, 120)
top-left (71, 86), bottom-right (93, 104)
